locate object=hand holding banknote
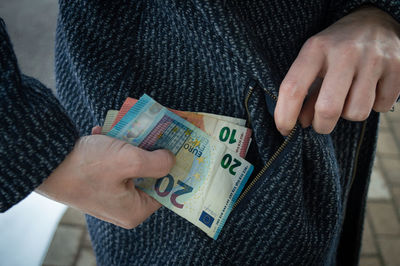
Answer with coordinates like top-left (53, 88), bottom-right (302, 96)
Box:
top-left (106, 95), bottom-right (254, 239)
top-left (36, 135), bottom-right (175, 229)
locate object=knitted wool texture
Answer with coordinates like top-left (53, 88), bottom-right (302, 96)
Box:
top-left (1, 0), bottom-right (399, 265)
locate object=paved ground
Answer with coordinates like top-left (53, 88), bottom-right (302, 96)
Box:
top-left (43, 208), bottom-right (95, 266)
top-left (1, 1), bottom-right (399, 265)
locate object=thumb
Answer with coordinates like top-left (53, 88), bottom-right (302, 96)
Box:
top-left (91, 126), bottom-right (102, 135)
top-left (120, 147), bottom-right (176, 178)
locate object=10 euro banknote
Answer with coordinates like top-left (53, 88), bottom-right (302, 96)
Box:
top-left (107, 94), bottom-right (254, 239)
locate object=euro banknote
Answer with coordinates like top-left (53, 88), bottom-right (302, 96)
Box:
top-left (107, 94), bottom-right (254, 239)
top-left (101, 110), bottom-right (119, 135)
top-left (104, 98), bottom-right (252, 158)
top-left (110, 98), bottom-right (246, 129)
top-left (196, 112), bottom-right (246, 126)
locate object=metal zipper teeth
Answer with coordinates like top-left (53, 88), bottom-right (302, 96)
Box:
top-left (244, 86), bottom-right (255, 128)
top-left (233, 85), bottom-right (297, 209)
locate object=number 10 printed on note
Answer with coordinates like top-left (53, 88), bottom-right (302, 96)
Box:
top-left (107, 94), bottom-right (254, 239)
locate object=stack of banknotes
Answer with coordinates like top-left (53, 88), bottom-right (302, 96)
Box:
top-left (103, 94), bottom-right (254, 239)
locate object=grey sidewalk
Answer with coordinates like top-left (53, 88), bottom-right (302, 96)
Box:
top-left (43, 208), bottom-right (95, 266)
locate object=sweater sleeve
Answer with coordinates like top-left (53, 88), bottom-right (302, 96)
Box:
top-left (327, 0), bottom-right (400, 24)
top-left (0, 19), bottom-right (79, 212)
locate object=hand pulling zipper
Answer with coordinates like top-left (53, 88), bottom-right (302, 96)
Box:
top-left (233, 85), bottom-right (297, 209)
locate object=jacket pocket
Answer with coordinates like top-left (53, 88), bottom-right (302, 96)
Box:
top-left (233, 79), bottom-right (302, 210)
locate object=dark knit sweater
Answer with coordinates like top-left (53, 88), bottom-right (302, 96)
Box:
top-left (1, 1), bottom-right (399, 265)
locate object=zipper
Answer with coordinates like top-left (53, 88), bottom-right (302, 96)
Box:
top-left (233, 85), bottom-right (298, 209)
top-left (244, 85), bottom-right (255, 128)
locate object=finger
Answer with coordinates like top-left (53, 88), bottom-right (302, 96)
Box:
top-left (299, 81), bottom-right (320, 128)
top-left (373, 73), bottom-right (400, 113)
top-left (118, 145), bottom-right (176, 178)
top-left (92, 126), bottom-right (102, 135)
top-left (96, 184), bottom-right (161, 229)
top-left (132, 189), bottom-right (162, 224)
top-left (115, 187), bottom-right (161, 229)
top-left (342, 60), bottom-right (380, 121)
top-left (275, 38), bottom-right (325, 135)
top-left (313, 62), bottom-right (355, 134)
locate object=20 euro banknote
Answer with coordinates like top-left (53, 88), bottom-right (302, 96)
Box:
top-left (107, 94), bottom-right (254, 239)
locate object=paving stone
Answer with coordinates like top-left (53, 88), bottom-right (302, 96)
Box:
top-left (82, 230), bottom-right (93, 248)
top-left (368, 202), bottom-right (400, 235)
top-left (377, 237), bottom-right (400, 266)
top-left (392, 186), bottom-right (400, 215)
top-left (380, 157), bottom-right (400, 185)
top-left (377, 130), bottom-right (400, 156)
top-left (43, 225), bottom-right (83, 266)
top-left (60, 208), bottom-right (87, 226)
top-left (385, 109), bottom-right (400, 122)
top-left (0, 0), bottom-right (58, 90)
top-left (367, 168), bottom-right (391, 200)
top-left (361, 217), bottom-right (378, 255)
top-left (392, 122), bottom-right (400, 143)
top-left (76, 248), bottom-right (97, 266)
top-left (379, 114), bottom-right (390, 130)
top-left (359, 256), bottom-right (382, 266)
